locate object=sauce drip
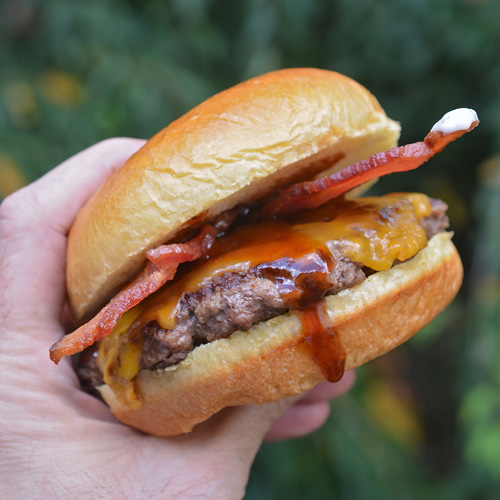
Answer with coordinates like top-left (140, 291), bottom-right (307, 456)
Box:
top-left (301, 303), bottom-right (346, 382)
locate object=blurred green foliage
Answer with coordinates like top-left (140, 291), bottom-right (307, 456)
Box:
top-left (2, 0), bottom-right (500, 498)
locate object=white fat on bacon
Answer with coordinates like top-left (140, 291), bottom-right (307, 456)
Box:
top-left (431, 108), bottom-right (478, 135)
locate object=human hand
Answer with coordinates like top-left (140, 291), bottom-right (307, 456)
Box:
top-left (0, 139), bottom-right (354, 500)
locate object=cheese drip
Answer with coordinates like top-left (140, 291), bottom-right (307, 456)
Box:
top-left (98, 193), bottom-right (433, 406)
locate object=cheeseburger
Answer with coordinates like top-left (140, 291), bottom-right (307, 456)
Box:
top-left (50, 68), bottom-right (477, 436)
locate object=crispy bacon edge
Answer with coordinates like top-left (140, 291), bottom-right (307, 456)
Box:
top-left (50, 226), bottom-right (217, 364)
top-left (260, 121), bottom-right (479, 218)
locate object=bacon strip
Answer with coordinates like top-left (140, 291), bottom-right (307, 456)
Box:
top-left (261, 119), bottom-right (479, 219)
top-left (50, 226), bottom-right (217, 364)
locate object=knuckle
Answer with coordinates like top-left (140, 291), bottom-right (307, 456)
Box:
top-left (0, 190), bottom-right (23, 219)
top-left (94, 137), bottom-right (122, 149)
top-left (0, 185), bottom-right (39, 234)
top-left (90, 136), bottom-right (141, 154)
top-left (0, 189), bottom-right (26, 225)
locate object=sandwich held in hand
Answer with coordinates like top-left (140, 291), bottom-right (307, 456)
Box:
top-left (49, 69), bottom-right (478, 436)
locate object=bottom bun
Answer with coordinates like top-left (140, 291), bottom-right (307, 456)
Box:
top-left (99, 232), bottom-right (462, 436)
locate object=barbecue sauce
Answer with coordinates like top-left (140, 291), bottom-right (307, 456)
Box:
top-left (301, 303), bottom-right (346, 382)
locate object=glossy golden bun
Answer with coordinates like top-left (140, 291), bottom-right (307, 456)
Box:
top-left (99, 233), bottom-right (462, 436)
top-left (67, 68), bottom-right (400, 321)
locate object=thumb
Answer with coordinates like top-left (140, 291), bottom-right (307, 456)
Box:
top-left (219, 397), bottom-right (301, 445)
top-left (142, 399), bottom-right (299, 500)
top-left (182, 396), bottom-right (300, 467)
